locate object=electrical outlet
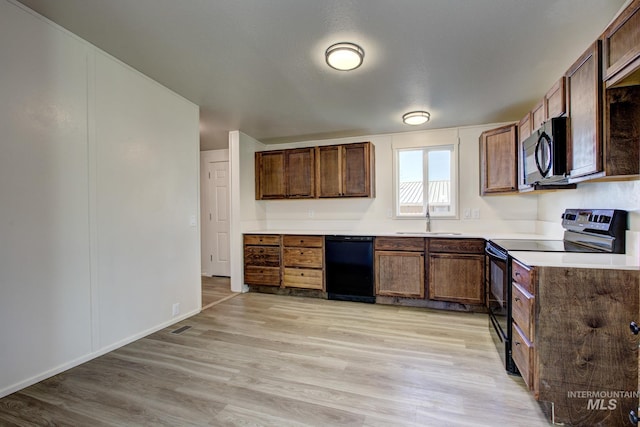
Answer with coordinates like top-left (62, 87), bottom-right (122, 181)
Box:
top-left (472, 208), bottom-right (480, 219)
top-left (172, 303), bottom-right (180, 317)
top-left (463, 208), bottom-right (471, 219)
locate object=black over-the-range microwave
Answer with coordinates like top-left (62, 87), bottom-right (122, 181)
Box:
top-left (523, 117), bottom-right (568, 185)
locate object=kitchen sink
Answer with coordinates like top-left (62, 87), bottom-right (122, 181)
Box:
top-left (395, 231), bottom-right (462, 236)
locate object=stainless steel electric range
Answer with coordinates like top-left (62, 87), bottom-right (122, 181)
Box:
top-left (485, 208), bottom-right (628, 374)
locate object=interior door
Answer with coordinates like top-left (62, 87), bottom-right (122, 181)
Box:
top-left (206, 160), bottom-right (230, 276)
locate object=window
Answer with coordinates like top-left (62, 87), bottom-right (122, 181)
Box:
top-left (394, 144), bottom-right (458, 218)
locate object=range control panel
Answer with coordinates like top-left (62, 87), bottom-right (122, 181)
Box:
top-left (561, 209), bottom-right (627, 235)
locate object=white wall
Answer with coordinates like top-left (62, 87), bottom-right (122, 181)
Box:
top-left (0, 0), bottom-right (200, 397)
top-left (229, 131), bottom-right (267, 292)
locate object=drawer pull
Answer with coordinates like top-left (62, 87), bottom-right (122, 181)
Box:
top-left (631, 321), bottom-right (640, 335)
top-left (301, 273), bottom-right (304, 276)
top-left (629, 409), bottom-right (639, 425)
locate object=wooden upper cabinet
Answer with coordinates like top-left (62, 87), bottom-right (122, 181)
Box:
top-left (316, 142), bottom-right (375, 198)
top-left (531, 100), bottom-right (545, 131)
top-left (479, 123), bottom-right (518, 195)
top-left (566, 41), bottom-right (603, 180)
top-left (255, 150), bottom-right (286, 199)
top-left (285, 148), bottom-right (315, 198)
top-left (544, 76), bottom-right (566, 119)
top-left (315, 145), bottom-right (341, 197)
top-left (255, 148), bottom-right (315, 200)
top-left (602, 0), bottom-right (640, 87)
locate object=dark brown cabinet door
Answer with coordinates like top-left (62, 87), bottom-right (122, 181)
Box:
top-left (375, 251), bottom-right (424, 298)
top-left (316, 142), bottom-right (375, 198)
top-left (479, 124), bottom-right (518, 195)
top-left (602, 0), bottom-right (640, 87)
top-left (316, 145), bottom-right (342, 197)
top-left (566, 41), bottom-right (602, 179)
top-left (427, 253), bottom-right (484, 304)
top-left (544, 77), bottom-right (566, 119)
top-left (342, 142), bottom-right (372, 197)
top-left (285, 148), bottom-right (315, 198)
top-left (255, 151), bottom-right (286, 199)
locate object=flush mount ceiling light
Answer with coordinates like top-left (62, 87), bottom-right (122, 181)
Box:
top-left (402, 111), bottom-right (431, 125)
top-left (325, 42), bottom-right (364, 71)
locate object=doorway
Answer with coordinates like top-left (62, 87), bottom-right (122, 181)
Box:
top-left (200, 150), bottom-right (231, 278)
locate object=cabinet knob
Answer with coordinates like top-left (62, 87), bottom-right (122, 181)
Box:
top-left (629, 409), bottom-right (639, 425)
top-left (301, 273), bottom-right (304, 276)
top-left (631, 321), bottom-right (640, 335)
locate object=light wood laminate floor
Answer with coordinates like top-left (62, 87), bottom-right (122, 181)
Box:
top-left (0, 293), bottom-right (551, 426)
top-left (202, 276), bottom-right (236, 309)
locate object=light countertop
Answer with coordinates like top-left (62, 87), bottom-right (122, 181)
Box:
top-left (509, 251), bottom-right (639, 270)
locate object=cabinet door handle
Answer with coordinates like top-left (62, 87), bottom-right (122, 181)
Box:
top-left (515, 272), bottom-right (521, 277)
top-left (629, 409), bottom-right (639, 425)
top-left (514, 341), bottom-right (520, 346)
top-left (514, 297), bottom-right (521, 302)
top-left (631, 321), bottom-right (640, 335)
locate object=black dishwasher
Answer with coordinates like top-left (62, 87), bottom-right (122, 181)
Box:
top-left (325, 235), bottom-right (375, 303)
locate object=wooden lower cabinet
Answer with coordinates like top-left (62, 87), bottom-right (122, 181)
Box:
top-left (374, 237), bottom-right (424, 298)
top-left (512, 257), bottom-right (640, 426)
top-left (375, 251), bottom-right (424, 298)
top-left (243, 234), bottom-right (281, 286)
top-left (427, 238), bottom-right (485, 305)
top-left (428, 253), bottom-right (484, 304)
top-left (282, 235), bottom-right (324, 290)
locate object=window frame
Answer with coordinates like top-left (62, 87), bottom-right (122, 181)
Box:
top-left (392, 137), bottom-right (459, 220)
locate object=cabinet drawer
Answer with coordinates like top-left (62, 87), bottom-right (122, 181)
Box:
top-left (244, 246), bottom-right (280, 267)
top-left (283, 268), bottom-right (323, 290)
top-left (244, 234), bottom-right (281, 246)
top-left (512, 282), bottom-right (534, 340)
top-left (283, 247), bottom-right (323, 268)
top-left (375, 237), bottom-right (424, 251)
top-left (512, 259), bottom-right (534, 294)
top-left (282, 235), bottom-right (323, 248)
top-left (428, 238), bottom-right (484, 254)
top-left (244, 266), bottom-right (280, 286)
top-left (512, 323), bottom-right (534, 390)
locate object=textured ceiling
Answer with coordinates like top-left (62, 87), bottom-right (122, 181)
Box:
top-left (16, 0), bottom-right (627, 150)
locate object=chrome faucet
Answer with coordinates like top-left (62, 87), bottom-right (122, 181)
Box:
top-left (425, 204), bottom-right (431, 232)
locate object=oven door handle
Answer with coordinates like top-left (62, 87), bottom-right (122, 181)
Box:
top-left (485, 245), bottom-right (508, 261)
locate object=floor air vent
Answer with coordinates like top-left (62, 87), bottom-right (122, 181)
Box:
top-left (171, 325), bottom-right (192, 335)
